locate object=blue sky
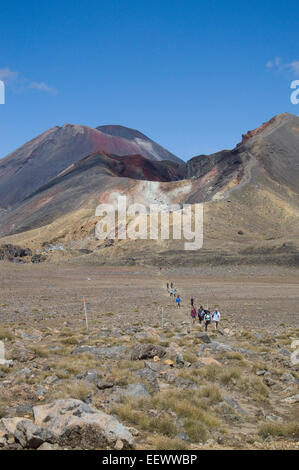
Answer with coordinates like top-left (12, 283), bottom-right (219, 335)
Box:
top-left (0, 0), bottom-right (298, 161)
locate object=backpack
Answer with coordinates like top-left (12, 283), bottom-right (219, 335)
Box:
top-left (205, 313), bottom-right (211, 321)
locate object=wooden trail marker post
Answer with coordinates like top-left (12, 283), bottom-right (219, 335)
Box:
top-left (160, 306), bottom-right (164, 329)
top-left (83, 298), bottom-right (88, 332)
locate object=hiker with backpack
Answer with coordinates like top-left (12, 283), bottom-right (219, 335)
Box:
top-left (191, 307), bottom-right (197, 324)
top-left (212, 309), bottom-right (221, 330)
top-left (191, 296), bottom-right (194, 307)
top-left (198, 305), bottom-right (205, 324)
top-left (176, 295), bottom-right (181, 308)
top-left (204, 310), bottom-right (211, 332)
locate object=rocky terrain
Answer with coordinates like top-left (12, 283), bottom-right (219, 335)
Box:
top-left (0, 264), bottom-right (298, 450)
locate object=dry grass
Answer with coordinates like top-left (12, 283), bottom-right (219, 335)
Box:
top-left (110, 368), bottom-right (138, 386)
top-left (0, 328), bottom-right (13, 341)
top-left (182, 352), bottom-right (198, 364)
top-left (220, 368), bottom-right (242, 386)
top-left (259, 422), bottom-right (299, 439)
top-left (29, 345), bottom-right (49, 357)
top-left (60, 336), bottom-right (80, 345)
top-left (223, 351), bottom-right (245, 361)
top-left (48, 353), bottom-right (99, 375)
top-left (150, 390), bottom-right (220, 430)
top-left (183, 419), bottom-right (207, 443)
top-left (198, 384), bottom-right (222, 404)
top-left (52, 381), bottom-right (93, 400)
top-left (112, 400), bottom-right (178, 437)
top-left (145, 435), bottom-right (188, 450)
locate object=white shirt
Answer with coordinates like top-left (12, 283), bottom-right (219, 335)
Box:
top-left (213, 311), bottom-right (220, 322)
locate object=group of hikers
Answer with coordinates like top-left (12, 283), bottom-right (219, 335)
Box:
top-left (166, 282), bottom-right (221, 332)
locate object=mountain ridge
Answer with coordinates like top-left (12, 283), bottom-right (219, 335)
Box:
top-left (0, 113), bottom-right (298, 265)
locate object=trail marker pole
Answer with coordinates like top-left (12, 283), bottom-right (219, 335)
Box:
top-left (161, 307), bottom-right (164, 329)
top-left (83, 298), bottom-right (88, 332)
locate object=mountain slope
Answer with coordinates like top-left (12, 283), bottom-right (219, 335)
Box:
top-left (97, 125), bottom-right (181, 164)
top-left (0, 113), bottom-right (299, 265)
top-left (0, 124), bottom-right (182, 209)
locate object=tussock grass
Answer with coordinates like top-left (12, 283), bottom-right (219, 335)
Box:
top-left (52, 381), bottom-right (93, 400)
top-left (182, 353), bottom-right (198, 364)
top-left (113, 401), bottom-right (178, 437)
top-left (60, 337), bottom-right (79, 345)
top-left (198, 385), bottom-right (222, 403)
top-left (49, 354), bottom-right (99, 375)
top-left (220, 368), bottom-right (242, 386)
top-left (110, 368), bottom-right (138, 386)
top-left (223, 351), bottom-right (245, 361)
top-left (239, 375), bottom-right (269, 402)
top-left (199, 364), bottom-right (222, 382)
top-left (183, 419), bottom-right (207, 443)
top-left (259, 422), bottom-right (299, 439)
top-left (0, 328), bottom-right (13, 341)
top-left (116, 360), bottom-right (144, 371)
top-left (250, 377), bottom-right (269, 397)
top-left (150, 391), bottom-right (220, 430)
top-left (240, 330), bottom-right (253, 340)
top-left (29, 346), bottom-right (49, 358)
top-left (145, 435), bottom-right (188, 450)
top-left (138, 337), bottom-right (160, 345)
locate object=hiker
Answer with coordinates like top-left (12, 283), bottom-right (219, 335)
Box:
top-left (191, 296), bottom-right (194, 307)
top-left (198, 305), bottom-right (205, 324)
top-left (204, 310), bottom-right (211, 332)
top-left (170, 282), bottom-right (173, 289)
top-left (176, 295), bottom-right (181, 308)
top-left (173, 288), bottom-right (177, 299)
top-left (191, 307), bottom-right (197, 324)
top-left (212, 309), bottom-right (221, 330)
top-left (170, 288), bottom-right (173, 297)
top-left (166, 282), bottom-right (169, 290)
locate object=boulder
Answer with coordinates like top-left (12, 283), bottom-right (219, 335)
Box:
top-left (144, 361), bottom-right (169, 373)
top-left (135, 368), bottom-right (160, 393)
top-left (197, 357), bottom-right (222, 367)
top-left (223, 398), bottom-right (247, 415)
top-left (33, 399), bottom-right (134, 449)
top-left (176, 353), bottom-right (185, 365)
top-left (31, 254), bottom-right (47, 264)
top-left (77, 370), bottom-right (99, 384)
top-left (199, 341), bottom-right (253, 355)
top-left (97, 381), bottom-right (114, 390)
top-left (281, 372), bottom-right (296, 383)
top-left (0, 244), bottom-right (32, 261)
top-left (194, 333), bottom-right (212, 344)
top-left (13, 348), bottom-right (36, 363)
top-left (1, 417), bottom-right (24, 436)
top-left (282, 394), bottom-right (299, 404)
top-left (121, 383), bottom-right (151, 399)
top-left (14, 419), bottom-right (55, 449)
top-left (44, 375), bottom-right (59, 385)
top-left (130, 343), bottom-right (166, 361)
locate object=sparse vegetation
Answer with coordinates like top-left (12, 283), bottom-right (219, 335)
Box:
top-left (0, 328), bottom-right (13, 341)
top-left (0, 264), bottom-right (298, 450)
top-left (259, 422), bottom-right (299, 439)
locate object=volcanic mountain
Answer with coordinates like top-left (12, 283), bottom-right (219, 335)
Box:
top-left (0, 123), bottom-right (181, 209)
top-left (0, 113), bottom-right (298, 265)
